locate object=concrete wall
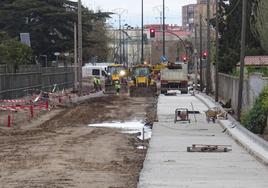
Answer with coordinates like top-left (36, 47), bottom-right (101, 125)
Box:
top-left (0, 65), bottom-right (74, 99)
top-left (248, 73), bottom-right (268, 107)
top-left (218, 73), bottom-right (268, 114)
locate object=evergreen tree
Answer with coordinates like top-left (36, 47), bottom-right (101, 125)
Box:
top-left (0, 0), bottom-right (111, 63)
top-left (217, 0), bottom-right (264, 73)
top-left (251, 0), bottom-right (268, 54)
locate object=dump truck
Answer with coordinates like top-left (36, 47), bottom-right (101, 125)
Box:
top-left (128, 64), bottom-right (157, 97)
top-left (104, 64), bottom-right (128, 94)
top-left (160, 61), bottom-right (188, 94)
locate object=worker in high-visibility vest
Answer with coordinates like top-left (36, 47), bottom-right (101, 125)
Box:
top-left (114, 80), bottom-right (121, 96)
top-left (93, 76), bottom-right (101, 91)
top-left (96, 77), bottom-right (101, 91)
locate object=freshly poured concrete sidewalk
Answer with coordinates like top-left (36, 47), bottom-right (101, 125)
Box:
top-left (138, 94), bottom-right (268, 188)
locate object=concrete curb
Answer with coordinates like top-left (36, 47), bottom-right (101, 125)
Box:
top-left (195, 92), bottom-right (268, 165)
top-left (70, 91), bottom-right (105, 104)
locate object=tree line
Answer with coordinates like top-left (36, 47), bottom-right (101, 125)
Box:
top-left (0, 0), bottom-right (111, 66)
top-left (217, 0), bottom-right (267, 74)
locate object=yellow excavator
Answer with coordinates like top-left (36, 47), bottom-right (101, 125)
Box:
top-left (104, 64), bottom-right (128, 94)
top-left (128, 64), bottom-right (157, 97)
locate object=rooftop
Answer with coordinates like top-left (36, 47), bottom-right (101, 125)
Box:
top-left (236, 56), bottom-right (268, 66)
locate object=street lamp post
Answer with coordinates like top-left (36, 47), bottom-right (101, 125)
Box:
top-left (122, 26), bottom-right (125, 66)
top-left (64, 52), bottom-right (70, 88)
top-left (215, 0), bottom-right (219, 102)
top-left (40, 55), bottom-right (48, 67)
top-left (54, 52), bottom-right (60, 67)
top-left (74, 22), bottom-right (78, 91)
top-left (119, 14), bottom-right (122, 64)
top-left (78, 0), bottom-right (83, 94)
top-left (64, 52), bottom-right (69, 67)
top-left (162, 0), bottom-right (166, 57)
top-left (206, 0), bottom-right (211, 95)
top-left (199, 14), bottom-right (203, 92)
top-left (141, 0), bottom-right (144, 64)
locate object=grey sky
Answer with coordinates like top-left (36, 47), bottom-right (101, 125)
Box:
top-left (81, 0), bottom-right (197, 27)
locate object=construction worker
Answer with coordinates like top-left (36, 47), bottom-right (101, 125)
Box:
top-left (93, 76), bottom-right (100, 91)
top-left (114, 80), bottom-right (121, 96)
top-left (96, 76), bottom-right (101, 91)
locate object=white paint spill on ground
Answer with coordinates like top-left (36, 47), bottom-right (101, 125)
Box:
top-left (137, 145), bottom-right (147, 150)
top-left (88, 121), bottom-right (152, 140)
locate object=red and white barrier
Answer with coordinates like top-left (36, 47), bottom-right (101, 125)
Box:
top-left (0, 99), bottom-right (27, 103)
top-left (0, 101), bottom-right (49, 127)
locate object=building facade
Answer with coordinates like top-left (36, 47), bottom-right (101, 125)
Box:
top-left (107, 24), bottom-right (191, 67)
top-left (182, 4), bottom-right (196, 32)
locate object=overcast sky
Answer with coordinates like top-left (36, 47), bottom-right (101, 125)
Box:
top-left (80, 0), bottom-right (197, 27)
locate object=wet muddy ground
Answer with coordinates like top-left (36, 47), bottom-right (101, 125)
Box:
top-left (0, 95), bottom-right (157, 188)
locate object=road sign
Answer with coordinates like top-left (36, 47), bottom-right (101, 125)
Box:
top-left (20, 33), bottom-right (31, 47)
top-left (160, 55), bottom-right (168, 62)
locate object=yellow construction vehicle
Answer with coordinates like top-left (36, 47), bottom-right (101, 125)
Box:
top-left (104, 64), bottom-right (128, 94)
top-left (151, 63), bottom-right (166, 81)
top-left (128, 64), bottom-right (157, 97)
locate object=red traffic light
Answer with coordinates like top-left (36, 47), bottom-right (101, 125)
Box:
top-left (150, 28), bottom-right (155, 38)
top-left (202, 51), bottom-right (208, 58)
top-left (181, 55), bottom-right (187, 62)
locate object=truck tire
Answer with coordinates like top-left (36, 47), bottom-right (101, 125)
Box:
top-left (181, 89), bottom-right (188, 94)
top-left (161, 90), bottom-right (167, 94)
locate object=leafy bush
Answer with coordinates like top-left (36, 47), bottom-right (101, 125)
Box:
top-left (231, 68), bottom-right (239, 77)
top-left (242, 87), bottom-right (268, 134)
top-left (0, 38), bottom-right (32, 65)
top-left (247, 67), bottom-right (268, 77)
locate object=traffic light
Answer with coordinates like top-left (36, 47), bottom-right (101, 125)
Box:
top-left (202, 51), bottom-right (208, 59)
top-left (183, 56), bottom-right (187, 62)
top-left (150, 28), bottom-right (155, 38)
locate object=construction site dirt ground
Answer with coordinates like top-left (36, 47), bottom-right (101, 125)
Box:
top-left (0, 95), bottom-right (157, 188)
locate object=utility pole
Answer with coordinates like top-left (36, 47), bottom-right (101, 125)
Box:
top-left (78, 0), bottom-right (82, 95)
top-left (199, 14), bottom-right (203, 92)
top-left (237, 0), bottom-right (247, 120)
top-left (162, 0), bottom-right (166, 57)
top-left (206, 0), bottom-right (211, 95)
top-left (123, 31), bottom-right (125, 66)
top-left (126, 39), bottom-right (129, 67)
top-left (141, 0), bottom-right (144, 63)
top-left (194, 24), bottom-right (198, 91)
top-left (215, 0), bottom-right (219, 102)
top-left (119, 14), bottom-right (122, 64)
top-left (74, 22), bottom-right (78, 91)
